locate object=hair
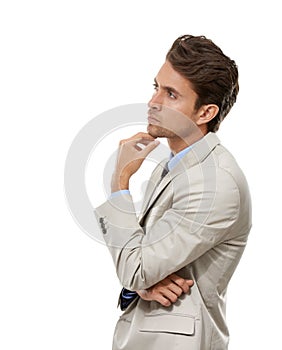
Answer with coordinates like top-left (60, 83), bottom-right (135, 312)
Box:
top-left (166, 34), bottom-right (239, 132)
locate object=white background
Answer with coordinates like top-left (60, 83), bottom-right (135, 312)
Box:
top-left (1, 0), bottom-right (281, 349)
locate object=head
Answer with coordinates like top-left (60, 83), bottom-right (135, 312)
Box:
top-left (148, 34), bottom-right (239, 141)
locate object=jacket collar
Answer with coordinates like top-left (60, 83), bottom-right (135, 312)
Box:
top-left (138, 132), bottom-right (220, 222)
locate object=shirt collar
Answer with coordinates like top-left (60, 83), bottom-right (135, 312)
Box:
top-left (167, 139), bottom-right (200, 171)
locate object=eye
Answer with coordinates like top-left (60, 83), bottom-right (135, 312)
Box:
top-left (167, 90), bottom-right (176, 99)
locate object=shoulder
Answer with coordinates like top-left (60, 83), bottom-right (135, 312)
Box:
top-left (172, 142), bottom-right (249, 210)
top-left (213, 143), bottom-right (250, 197)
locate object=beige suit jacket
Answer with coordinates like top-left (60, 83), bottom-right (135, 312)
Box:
top-left (95, 132), bottom-right (252, 350)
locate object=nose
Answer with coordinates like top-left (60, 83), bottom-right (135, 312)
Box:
top-left (148, 92), bottom-right (162, 111)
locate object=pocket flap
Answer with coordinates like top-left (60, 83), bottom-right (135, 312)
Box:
top-left (140, 314), bottom-right (195, 336)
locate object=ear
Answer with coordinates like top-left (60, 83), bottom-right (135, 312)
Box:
top-left (196, 104), bottom-right (219, 126)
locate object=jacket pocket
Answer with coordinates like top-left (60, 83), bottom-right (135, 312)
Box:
top-left (139, 313), bottom-right (195, 336)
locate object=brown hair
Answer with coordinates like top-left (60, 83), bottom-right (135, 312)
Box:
top-left (166, 35), bottom-right (239, 132)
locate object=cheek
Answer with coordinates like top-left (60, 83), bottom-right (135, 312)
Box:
top-left (176, 102), bottom-right (195, 118)
top-left (164, 98), bottom-right (194, 117)
top-left (159, 106), bottom-right (198, 136)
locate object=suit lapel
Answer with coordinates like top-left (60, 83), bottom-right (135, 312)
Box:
top-left (138, 132), bottom-right (220, 224)
top-left (138, 159), bottom-right (168, 221)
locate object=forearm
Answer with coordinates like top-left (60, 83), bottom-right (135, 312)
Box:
top-left (95, 172), bottom-right (239, 291)
top-left (95, 193), bottom-right (148, 290)
top-left (95, 193), bottom-right (205, 291)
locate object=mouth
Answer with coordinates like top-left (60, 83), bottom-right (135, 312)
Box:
top-left (147, 114), bottom-right (160, 124)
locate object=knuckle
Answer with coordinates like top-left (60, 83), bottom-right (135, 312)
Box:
top-left (178, 279), bottom-right (186, 288)
top-left (151, 289), bottom-right (159, 298)
top-left (176, 288), bottom-right (182, 296)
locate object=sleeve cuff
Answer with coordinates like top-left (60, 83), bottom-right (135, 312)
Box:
top-left (110, 189), bottom-right (131, 199)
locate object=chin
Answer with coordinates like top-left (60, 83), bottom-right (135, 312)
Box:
top-left (147, 124), bottom-right (159, 138)
top-left (147, 124), bottom-right (174, 138)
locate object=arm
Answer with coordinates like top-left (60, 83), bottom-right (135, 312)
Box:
top-left (95, 133), bottom-right (240, 290)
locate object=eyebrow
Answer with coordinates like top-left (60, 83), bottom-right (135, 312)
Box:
top-left (154, 78), bottom-right (183, 97)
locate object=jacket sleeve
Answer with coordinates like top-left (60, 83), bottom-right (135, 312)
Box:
top-left (94, 167), bottom-right (240, 291)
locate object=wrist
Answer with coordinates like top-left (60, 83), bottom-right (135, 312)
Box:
top-left (111, 172), bottom-right (130, 192)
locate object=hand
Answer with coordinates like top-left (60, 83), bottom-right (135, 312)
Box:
top-left (111, 132), bottom-right (160, 192)
top-left (136, 274), bottom-right (194, 307)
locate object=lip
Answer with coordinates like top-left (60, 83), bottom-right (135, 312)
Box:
top-left (147, 115), bottom-right (160, 124)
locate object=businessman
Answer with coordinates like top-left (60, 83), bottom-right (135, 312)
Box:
top-left (95, 35), bottom-right (252, 350)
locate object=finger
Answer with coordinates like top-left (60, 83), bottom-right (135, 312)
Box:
top-left (168, 283), bottom-right (183, 297)
top-left (130, 132), bottom-right (156, 141)
top-left (186, 280), bottom-right (194, 287)
top-left (181, 280), bottom-right (194, 294)
top-left (160, 279), bottom-right (183, 297)
top-left (139, 139), bottom-right (160, 155)
top-left (159, 288), bottom-right (180, 304)
top-left (169, 274), bottom-right (191, 294)
top-left (121, 133), bottom-right (156, 145)
top-left (120, 137), bottom-right (156, 148)
top-left (134, 139), bottom-right (154, 151)
top-left (137, 138), bottom-right (156, 146)
top-left (132, 137), bottom-right (158, 146)
top-left (154, 294), bottom-right (172, 307)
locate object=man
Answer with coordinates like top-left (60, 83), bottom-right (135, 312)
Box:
top-left (95, 35), bottom-right (252, 350)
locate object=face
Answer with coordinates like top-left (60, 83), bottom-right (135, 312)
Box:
top-left (147, 60), bottom-right (201, 140)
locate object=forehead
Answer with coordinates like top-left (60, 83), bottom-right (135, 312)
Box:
top-left (156, 60), bottom-right (195, 94)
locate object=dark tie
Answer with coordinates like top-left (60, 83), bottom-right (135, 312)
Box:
top-left (119, 288), bottom-right (138, 311)
top-left (160, 161), bottom-right (169, 179)
top-left (119, 161), bottom-right (169, 310)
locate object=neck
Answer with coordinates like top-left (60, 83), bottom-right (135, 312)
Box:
top-left (167, 129), bottom-right (206, 155)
